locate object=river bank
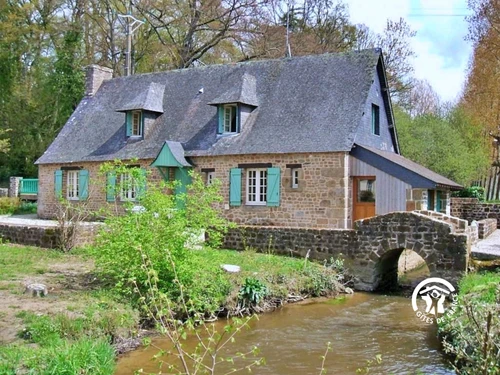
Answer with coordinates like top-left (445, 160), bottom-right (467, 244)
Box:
top-left (438, 271), bottom-right (500, 374)
top-left (0, 243), bottom-right (347, 374)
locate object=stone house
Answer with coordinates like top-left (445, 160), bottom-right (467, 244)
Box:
top-left (35, 49), bottom-right (461, 228)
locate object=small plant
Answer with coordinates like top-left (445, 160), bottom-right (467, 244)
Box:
top-left (238, 277), bottom-right (268, 307)
top-left (452, 186), bottom-right (485, 201)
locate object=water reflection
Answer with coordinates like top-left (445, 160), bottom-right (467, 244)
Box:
top-left (115, 293), bottom-right (455, 375)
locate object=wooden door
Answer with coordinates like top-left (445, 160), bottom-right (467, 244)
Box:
top-left (353, 177), bottom-right (376, 222)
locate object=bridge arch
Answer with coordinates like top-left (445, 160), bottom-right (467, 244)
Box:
top-left (351, 212), bottom-right (469, 291)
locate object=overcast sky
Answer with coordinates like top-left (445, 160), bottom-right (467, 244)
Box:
top-left (347, 0), bottom-right (472, 103)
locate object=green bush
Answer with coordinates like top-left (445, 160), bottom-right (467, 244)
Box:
top-left (91, 164), bottom-right (229, 316)
top-left (0, 197), bottom-right (19, 214)
top-left (452, 186), bottom-right (485, 201)
top-left (239, 277), bottom-right (268, 306)
top-left (14, 201), bottom-right (37, 214)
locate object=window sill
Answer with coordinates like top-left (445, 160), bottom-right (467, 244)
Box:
top-left (245, 202), bottom-right (267, 206)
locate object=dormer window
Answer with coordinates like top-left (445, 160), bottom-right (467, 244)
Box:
top-left (126, 110), bottom-right (143, 137)
top-left (217, 104), bottom-right (240, 134)
top-left (224, 105), bottom-right (238, 133)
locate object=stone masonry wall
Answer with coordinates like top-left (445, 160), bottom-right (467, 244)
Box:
top-left (37, 159), bottom-right (163, 219)
top-left (451, 197), bottom-right (500, 228)
top-left (223, 225), bottom-right (358, 262)
top-left (38, 152), bottom-right (350, 229)
top-left (0, 223), bottom-right (100, 249)
top-left (477, 218), bottom-right (497, 239)
top-left (194, 152), bottom-right (350, 228)
top-left (224, 212), bottom-right (469, 291)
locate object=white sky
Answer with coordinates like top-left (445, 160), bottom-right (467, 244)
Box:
top-left (347, 0), bottom-right (472, 103)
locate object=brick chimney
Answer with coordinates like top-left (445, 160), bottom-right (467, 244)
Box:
top-left (85, 65), bottom-right (113, 97)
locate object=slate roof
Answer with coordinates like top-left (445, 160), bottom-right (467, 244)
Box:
top-left (352, 144), bottom-right (462, 189)
top-left (116, 82), bottom-right (165, 113)
top-left (36, 49), bottom-right (382, 165)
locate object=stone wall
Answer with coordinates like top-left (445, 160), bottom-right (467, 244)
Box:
top-left (223, 211), bottom-right (469, 291)
top-left (0, 222), bottom-right (100, 249)
top-left (37, 160), bottom-right (164, 219)
top-left (194, 152), bottom-right (350, 228)
top-left (39, 152), bottom-right (351, 229)
top-left (451, 197), bottom-right (500, 228)
top-left (8, 177), bottom-right (21, 198)
top-left (477, 218), bottom-right (497, 239)
top-left (223, 225), bottom-right (358, 261)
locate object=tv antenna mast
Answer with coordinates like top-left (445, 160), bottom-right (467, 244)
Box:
top-left (118, 6), bottom-right (144, 76)
top-left (285, 2), bottom-right (293, 58)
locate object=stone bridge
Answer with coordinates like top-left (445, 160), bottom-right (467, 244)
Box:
top-left (351, 211), bottom-right (470, 290)
top-left (223, 211), bottom-right (472, 291)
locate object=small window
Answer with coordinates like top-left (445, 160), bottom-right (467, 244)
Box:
top-left (67, 171), bottom-right (79, 200)
top-left (291, 168), bottom-right (299, 189)
top-left (131, 111), bottom-right (142, 136)
top-left (206, 171), bottom-right (215, 186)
top-left (357, 179), bottom-right (375, 202)
top-left (223, 105), bottom-right (238, 133)
top-left (246, 169), bottom-right (267, 205)
top-left (371, 104), bottom-right (380, 136)
top-left (120, 173), bottom-right (137, 201)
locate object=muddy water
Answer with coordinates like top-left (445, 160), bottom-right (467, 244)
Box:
top-left (115, 293), bottom-right (454, 375)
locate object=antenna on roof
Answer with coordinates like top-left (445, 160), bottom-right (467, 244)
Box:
top-left (285, 2), bottom-right (292, 58)
top-left (118, 3), bottom-right (144, 76)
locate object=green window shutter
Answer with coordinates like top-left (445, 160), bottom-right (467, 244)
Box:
top-left (79, 169), bottom-right (89, 200)
top-left (267, 167), bottom-right (281, 207)
top-left (229, 168), bottom-right (242, 206)
top-left (217, 106), bottom-right (224, 134)
top-left (106, 172), bottom-right (116, 202)
top-left (54, 170), bottom-right (63, 198)
top-left (126, 112), bottom-right (132, 137)
top-left (136, 168), bottom-right (147, 200)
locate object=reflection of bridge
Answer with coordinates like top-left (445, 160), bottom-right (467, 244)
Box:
top-left (224, 211), bottom-right (473, 291)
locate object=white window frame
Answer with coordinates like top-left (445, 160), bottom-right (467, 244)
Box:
top-left (131, 111), bottom-right (142, 137)
top-left (223, 105), bottom-right (238, 133)
top-left (67, 170), bottom-right (79, 200)
top-left (206, 171), bottom-right (215, 186)
top-left (291, 168), bottom-right (299, 189)
top-left (120, 173), bottom-right (137, 201)
top-left (246, 169), bottom-right (267, 206)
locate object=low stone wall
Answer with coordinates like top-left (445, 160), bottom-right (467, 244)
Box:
top-left (0, 223), bottom-right (100, 249)
top-left (223, 225), bottom-right (358, 261)
top-left (451, 198), bottom-right (500, 228)
top-left (477, 218), bottom-right (497, 239)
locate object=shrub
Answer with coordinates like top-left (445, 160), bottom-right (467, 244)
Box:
top-left (0, 197), bottom-right (19, 214)
top-left (14, 201), bottom-right (37, 214)
top-left (452, 186), bottom-right (485, 201)
top-left (91, 164), bottom-right (229, 316)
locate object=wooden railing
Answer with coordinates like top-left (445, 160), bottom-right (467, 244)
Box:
top-left (20, 178), bottom-right (38, 195)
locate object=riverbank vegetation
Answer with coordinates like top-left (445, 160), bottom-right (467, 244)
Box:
top-left (0, 173), bottom-right (346, 374)
top-left (438, 271), bottom-right (500, 375)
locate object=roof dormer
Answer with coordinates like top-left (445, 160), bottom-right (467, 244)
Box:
top-left (116, 82), bottom-right (165, 138)
top-left (208, 73), bottom-right (258, 135)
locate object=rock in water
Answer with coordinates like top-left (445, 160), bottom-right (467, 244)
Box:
top-left (25, 283), bottom-right (48, 297)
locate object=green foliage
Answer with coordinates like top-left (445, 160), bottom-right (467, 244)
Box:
top-left (395, 106), bottom-right (490, 186)
top-left (239, 277), bottom-right (268, 306)
top-left (452, 186), bottom-right (485, 201)
top-left (0, 338), bottom-right (115, 375)
top-left (0, 197), bottom-right (19, 214)
top-left (92, 163), bottom-right (229, 315)
top-left (438, 271), bottom-right (500, 374)
top-left (14, 201), bottom-right (37, 214)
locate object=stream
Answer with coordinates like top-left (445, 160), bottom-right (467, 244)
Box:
top-left (115, 292), bottom-right (455, 374)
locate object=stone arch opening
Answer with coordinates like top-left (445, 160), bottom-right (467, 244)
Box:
top-left (374, 248), bottom-right (431, 291)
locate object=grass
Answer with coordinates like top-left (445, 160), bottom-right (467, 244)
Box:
top-left (0, 244), bottom-right (62, 281)
top-left (0, 244), bottom-right (139, 375)
top-left (458, 270), bottom-right (500, 304)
